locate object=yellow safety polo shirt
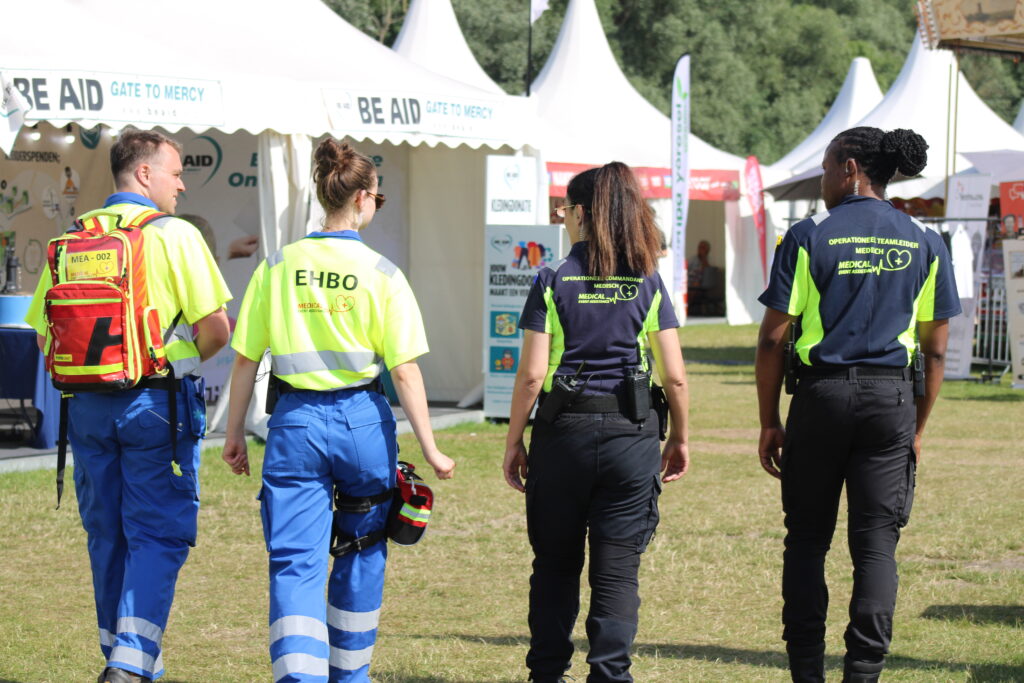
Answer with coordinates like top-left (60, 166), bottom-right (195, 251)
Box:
top-left (232, 231), bottom-right (428, 391)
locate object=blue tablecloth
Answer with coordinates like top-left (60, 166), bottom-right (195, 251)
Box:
top-left (0, 327), bottom-right (59, 449)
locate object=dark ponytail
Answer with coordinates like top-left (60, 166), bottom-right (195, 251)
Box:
top-left (567, 162), bottom-right (661, 278)
top-left (831, 126), bottom-right (928, 187)
top-left (313, 138), bottom-right (376, 215)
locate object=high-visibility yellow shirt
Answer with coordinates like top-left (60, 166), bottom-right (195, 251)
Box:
top-left (25, 197), bottom-right (232, 376)
top-left (232, 231), bottom-right (428, 391)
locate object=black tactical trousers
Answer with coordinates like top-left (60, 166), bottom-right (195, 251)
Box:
top-left (524, 410), bottom-right (662, 683)
top-left (780, 372), bottom-right (917, 682)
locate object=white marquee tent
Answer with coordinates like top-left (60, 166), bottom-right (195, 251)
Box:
top-left (770, 57), bottom-right (884, 174)
top-left (1, 0), bottom-right (541, 409)
top-left (786, 34), bottom-right (1024, 198)
top-left (529, 0), bottom-right (768, 324)
top-left (393, 0), bottom-right (506, 95)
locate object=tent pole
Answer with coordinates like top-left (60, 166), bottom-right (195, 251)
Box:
top-left (951, 51), bottom-right (960, 179)
top-left (943, 60), bottom-right (953, 206)
top-left (526, 5), bottom-right (533, 97)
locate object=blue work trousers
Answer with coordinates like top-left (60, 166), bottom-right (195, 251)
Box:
top-left (260, 388), bottom-right (397, 683)
top-left (70, 384), bottom-right (201, 680)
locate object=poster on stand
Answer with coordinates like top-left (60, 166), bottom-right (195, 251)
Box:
top-left (670, 54), bottom-right (690, 321)
top-left (1002, 238), bottom-right (1024, 389)
top-left (942, 175), bottom-right (991, 379)
top-left (483, 225), bottom-right (562, 418)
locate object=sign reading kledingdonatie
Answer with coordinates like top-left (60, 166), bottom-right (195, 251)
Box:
top-left (486, 156), bottom-right (537, 225)
top-left (483, 225), bottom-right (563, 418)
top-left (323, 89), bottom-right (510, 141)
top-left (3, 69), bottom-right (224, 127)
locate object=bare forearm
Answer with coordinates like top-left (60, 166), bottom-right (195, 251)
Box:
top-left (915, 353), bottom-right (945, 436)
top-left (506, 371), bottom-right (544, 447)
top-left (662, 374), bottom-right (689, 442)
top-left (391, 361), bottom-right (438, 454)
top-left (755, 342), bottom-right (785, 428)
top-left (226, 354), bottom-right (260, 438)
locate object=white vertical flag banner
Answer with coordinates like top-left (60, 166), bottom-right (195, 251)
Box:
top-left (531, 0), bottom-right (550, 23)
top-left (1, 73), bottom-right (30, 156)
top-left (670, 54), bottom-right (691, 321)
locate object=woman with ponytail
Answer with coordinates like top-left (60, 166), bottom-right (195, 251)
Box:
top-left (221, 138), bottom-right (454, 683)
top-left (503, 161), bottom-right (690, 682)
top-left (756, 127), bottom-right (959, 682)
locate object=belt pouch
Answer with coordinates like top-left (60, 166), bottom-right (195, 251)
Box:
top-left (623, 366), bottom-right (651, 421)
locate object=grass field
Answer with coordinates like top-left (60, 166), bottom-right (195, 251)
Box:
top-left (1, 324), bottom-right (1022, 682)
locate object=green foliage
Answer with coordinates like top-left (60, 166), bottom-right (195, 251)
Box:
top-left (327, 0), bottom-right (1024, 164)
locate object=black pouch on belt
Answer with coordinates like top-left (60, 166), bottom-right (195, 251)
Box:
top-left (536, 361), bottom-right (587, 422)
top-left (265, 374), bottom-right (281, 415)
top-left (651, 383), bottom-right (668, 440)
top-left (623, 365), bottom-right (651, 422)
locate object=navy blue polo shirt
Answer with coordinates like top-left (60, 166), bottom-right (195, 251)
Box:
top-left (519, 240), bottom-right (679, 394)
top-left (759, 195), bottom-right (960, 367)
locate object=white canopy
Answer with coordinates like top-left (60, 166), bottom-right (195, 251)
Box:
top-left (770, 57), bottom-right (884, 173)
top-left (529, 0), bottom-right (743, 170)
top-left (393, 0), bottom-right (506, 95)
top-left (1, 0), bottom-right (533, 150)
top-left (788, 34), bottom-right (1024, 182)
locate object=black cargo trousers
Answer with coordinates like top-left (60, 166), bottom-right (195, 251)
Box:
top-left (524, 409), bottom-right (662, 683)
top-left (780, 369), bottom-right (917, 681)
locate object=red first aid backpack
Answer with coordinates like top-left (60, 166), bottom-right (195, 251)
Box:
top-left (43, 208), bottom-right (174, 391)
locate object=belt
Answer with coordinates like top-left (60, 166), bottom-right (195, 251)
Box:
top-left (558, 392), bottom-right (623, 414)
top-left (136, 375), bottom-right (184, 391)
top-left (799, 365), bottom-right (912, 381)
top-left (277, 377), bottom-right (382, 395)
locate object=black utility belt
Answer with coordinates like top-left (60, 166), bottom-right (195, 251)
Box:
top-left (135, 375), bottom-right (185, 391)
top-left (799, 365), bottom-right (912, 381)
top-left (546, 392), bottom-right (624, 414)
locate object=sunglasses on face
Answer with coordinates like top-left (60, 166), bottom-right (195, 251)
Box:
top-left (365, 190), bottom-right (386, 210)
top-left (554, 203), bottom-right (578, 218)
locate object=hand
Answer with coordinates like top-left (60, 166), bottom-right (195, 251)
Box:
top-left (758, 425), bottom-right (785, 479)
top-left (913, 433), bottom-right (922, 465)
top-left (660, 438), bottom-right (689, 483)
top-left (228, 235), bottom-right (260, 259)
top-left (423, 448), bottom-right (455, 480)
top-left (503, 441), bottom-right (528, 492)
top-left (221, 433), bottom-right (250, 476)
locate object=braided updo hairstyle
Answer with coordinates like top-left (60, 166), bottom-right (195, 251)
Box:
top-left (830, 127), bottom-right (929, 188)
top-left (313, 138), bottom-right (377, 215)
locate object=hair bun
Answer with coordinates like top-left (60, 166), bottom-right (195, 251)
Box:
top-left (880, 129), bottom-right (928, 177)
top-left (313, 139), bottom-right (356, 183)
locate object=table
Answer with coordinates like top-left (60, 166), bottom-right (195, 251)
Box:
top-left (0, 326), bottom-right (59, 449)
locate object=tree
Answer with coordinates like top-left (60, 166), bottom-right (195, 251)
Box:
top-left (327, 0), bottom-right (1024, 164)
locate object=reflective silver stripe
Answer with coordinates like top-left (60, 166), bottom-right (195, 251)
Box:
top-left (99, 628), bottom-right (115, 648)
top-left (375, 255), bottom-right (398, 278)
top-left (108, 645), bottom-right (159, 677)
top-left (117, 616), bottom-right (163, 645)
top-left (267, 249), bottom-right (286, 267)
top-left (146, 216), bottom-right (174, 229)
top-left (327, 605), bottom-right (380, 633)
top-left (329, 644), bottom-right (374, 671)
top-left (269, 615), bottom-right (328, 645)
top-left (169, 356), bottom-right (201, 377)
top-left (272, 350), bottom-right (380, 376)
top-left (272, 652), bottom-right (328, 682)
top-left (910, 217), bottom-right (929, 233)
top-left (811, 210), bottom-right (831, 225)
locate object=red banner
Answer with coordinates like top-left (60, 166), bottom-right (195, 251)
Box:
top-left (745, 156), bottom-right (767, 282)
top-left (1000, 180), bottom-right (1024, 237)
top-left (546, 162), bottom-right (739, 201)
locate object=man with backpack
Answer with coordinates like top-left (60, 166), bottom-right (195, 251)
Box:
top-left (25, 128), bottom-right (232, 683)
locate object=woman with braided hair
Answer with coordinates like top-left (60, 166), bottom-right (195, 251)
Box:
top-left (755, 127), bottom-right (959, 682)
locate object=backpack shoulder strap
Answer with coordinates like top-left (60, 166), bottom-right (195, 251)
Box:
top-left (121, 208), bottom-right (169, 230)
